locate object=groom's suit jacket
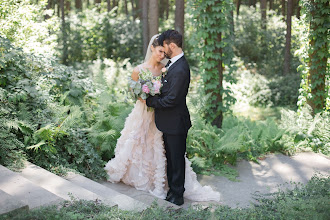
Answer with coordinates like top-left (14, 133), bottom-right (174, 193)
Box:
top-left (146, 56), bottom-right (192, 135)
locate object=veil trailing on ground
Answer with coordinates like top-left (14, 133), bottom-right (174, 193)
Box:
top-left (144, 34), bottom-right (169, 66)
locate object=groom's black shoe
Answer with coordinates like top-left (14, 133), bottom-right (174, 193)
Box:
top-left (167, 195), bottom-right (184, 206)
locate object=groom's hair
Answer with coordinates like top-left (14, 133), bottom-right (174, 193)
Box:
top-left (158, 30), bottom-right (182, 48)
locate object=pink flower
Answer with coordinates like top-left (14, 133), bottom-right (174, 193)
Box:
top-left (153, 80), bottom-right (161, 94)
top-left (142, 84), bottom-right (150, 94)
top-left (161, 67), bottom-right (167, 73)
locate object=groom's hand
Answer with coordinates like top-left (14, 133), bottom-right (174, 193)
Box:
top-left (146, 96), bottom-right (156, 108)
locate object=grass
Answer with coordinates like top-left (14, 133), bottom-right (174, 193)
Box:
top-left (1, 173), bottom-right (329, 220)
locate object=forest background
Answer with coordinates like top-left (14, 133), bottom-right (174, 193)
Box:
top-left (0, 0), bottom-right (329, 181)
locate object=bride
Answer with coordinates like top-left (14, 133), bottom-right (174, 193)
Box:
top-left (104, 34), bottom-right (220, 203)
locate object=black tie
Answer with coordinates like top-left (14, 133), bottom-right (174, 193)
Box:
top-left (165, 60), bottom-right (171, 68)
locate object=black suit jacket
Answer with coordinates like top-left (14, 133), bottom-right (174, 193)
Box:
top-left (146, 56), bottom-right (192, 135)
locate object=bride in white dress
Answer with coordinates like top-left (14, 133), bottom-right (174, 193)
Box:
top-left (104, 34), bottom-right (220, 202)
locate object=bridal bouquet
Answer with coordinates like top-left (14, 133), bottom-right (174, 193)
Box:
top-left (128, 69), bottom-right (162, 100)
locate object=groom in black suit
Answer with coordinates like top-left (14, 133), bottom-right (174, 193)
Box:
top-left (146, 30), bottom-right (191, 206)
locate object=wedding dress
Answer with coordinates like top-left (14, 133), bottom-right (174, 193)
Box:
top-left (104, 70), bottom-right (220, 202)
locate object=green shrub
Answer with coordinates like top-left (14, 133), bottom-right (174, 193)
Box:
top-left (280, 106), bottom-right (330, 156)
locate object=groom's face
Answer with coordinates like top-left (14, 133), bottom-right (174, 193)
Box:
top-left (163, 43), bottom-right (173, 59)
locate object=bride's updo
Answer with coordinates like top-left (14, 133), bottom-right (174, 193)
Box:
top-left (151, 35), bottom-right (161, 48)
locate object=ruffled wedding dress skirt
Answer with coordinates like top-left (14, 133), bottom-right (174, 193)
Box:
top-left (104, 100), bottom-right (220, 202)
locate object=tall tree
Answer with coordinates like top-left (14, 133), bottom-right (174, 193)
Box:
top-left (45, 0), bottom-right (53, 19)
top-left (283, 0), bottom-right (292, 75)
top-left (124, 0), bottom-right (128, 15)
top-left (138, 0), bottom-right (143, 19)
top-left (261, 0), bottom-right (267, 29)
top-left (60, 0), bottom-right (68, 64)
top-left (142, 0), bottom-right (149, 56)
top-left (305, 0), bottom-right (329, 113)
top-left (131, 0), bottom-right (137, 19)
top-left (107, 0), bottom-right (111, 12)
top-left (165, 0), bottom-right (170, 19)
top-left (191, 0), bottom-right (235, 128)
top-left (175, 0), bottom-right (185, 43)
top-left (148, 0), bottom-right (159, 40)
top-left (75, 0), bottom-right (82, 10)
top-left (236, 0), bottom-right (241, 16)
top-left (281, 0), bottom-right (286, 17)
top-left (296, 0), bottom-right (301, 18)
top-left (269, 0), bottom-right (273, 10)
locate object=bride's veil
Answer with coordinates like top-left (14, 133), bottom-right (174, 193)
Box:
top-left (144, 34), bottom-right (169, 66)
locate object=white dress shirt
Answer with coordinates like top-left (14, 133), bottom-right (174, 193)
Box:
top-left (168, 52), bottom-right (184, 68)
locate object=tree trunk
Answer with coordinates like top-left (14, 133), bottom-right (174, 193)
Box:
top-left (45, 0), bottom-right (53, 19)
top-left (204, 2), bottom-right (224, 128)
top-left (175, 0), bottom-right (185, 44)
top-left (65, 0), bottom-right (70, 12)
top-left (165, 0), bottom-right (169, 19)
top-left (112, 0), bottom-right (117, 7)
top-left (86, 0), bottom-right (90, 7)
top-left (124, 0), bottom-right (128, 15)
top-left (142, 0), bottom-right (149, 56)
top-left (261, 0), bottom-right (267, 29)
top-left (306, 0), bottom-right (328, 114)
top-left (236, 0), bottom-right (241, 16)
top-left (281, 0), bottom-right (286, 17)
top-left (60, 0), bottom-right (68, 64)
top-left (283, 0), bottom-right (292, 75)
top-left (252, 0), bottom-right (256, 7)
top-left (296, 0), bottom-right (301, 18)
top-left (138, 0), bottom-right (143, 19)
top-left (131, 0), bottom-right (137, 19)
top-left (269, 0), bottom-right (273, 10)
top-left (75, 0), bottom-right (82, 10)
top-left (107, 0), bottom-right (111, 12)
top-left (148, 0), bottom-right (159, 40)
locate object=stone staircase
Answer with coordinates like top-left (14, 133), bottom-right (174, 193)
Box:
top-left (0, 162), bottom-right (178, 216)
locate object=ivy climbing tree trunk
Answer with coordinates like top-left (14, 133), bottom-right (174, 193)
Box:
top-left (190, 0), bottom-right (235, 128)
top-left (175, 0), bottom-right (185, 44)
top-left (305, 0), bottom-right (329, 114)
top-left (283, 0), bottom-right (292, 75)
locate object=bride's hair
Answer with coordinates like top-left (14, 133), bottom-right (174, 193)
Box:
top-left (151, 35), bottom-right (161, 48)
top-left (144, 34), bottom-right (168, 65)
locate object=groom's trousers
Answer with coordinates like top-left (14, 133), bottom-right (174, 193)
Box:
top-left (163, 133), bottom-right (187, 198)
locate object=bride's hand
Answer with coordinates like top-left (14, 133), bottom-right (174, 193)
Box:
top-left (138, 97), bottom-right (146, 104)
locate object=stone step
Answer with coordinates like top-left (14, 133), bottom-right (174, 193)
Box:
top-left (0, 165), bottom-right (63, 209)
top-left (19, 162), bottom-right (116, 208)
top-left (100, 181), bottom-right (180, 210)
top-left (0, 189), bottom-right (28, 215)
top-left (64, 172), bottom-right (148, 211)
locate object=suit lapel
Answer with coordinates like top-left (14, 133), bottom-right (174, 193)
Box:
top-left (168, 56), bottom-right (185, 73)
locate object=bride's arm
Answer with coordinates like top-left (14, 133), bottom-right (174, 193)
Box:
top-left (131, 67), bottom-right (146, 104)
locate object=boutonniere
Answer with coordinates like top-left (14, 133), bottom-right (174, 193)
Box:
top-left (161, 67), bottom-right (168, 77)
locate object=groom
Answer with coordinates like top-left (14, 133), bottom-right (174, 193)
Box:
top-left (146, 30), bottom-right (191, 206)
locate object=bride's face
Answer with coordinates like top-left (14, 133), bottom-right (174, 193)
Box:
top-left (152, 45), bottom-right (165, 62)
